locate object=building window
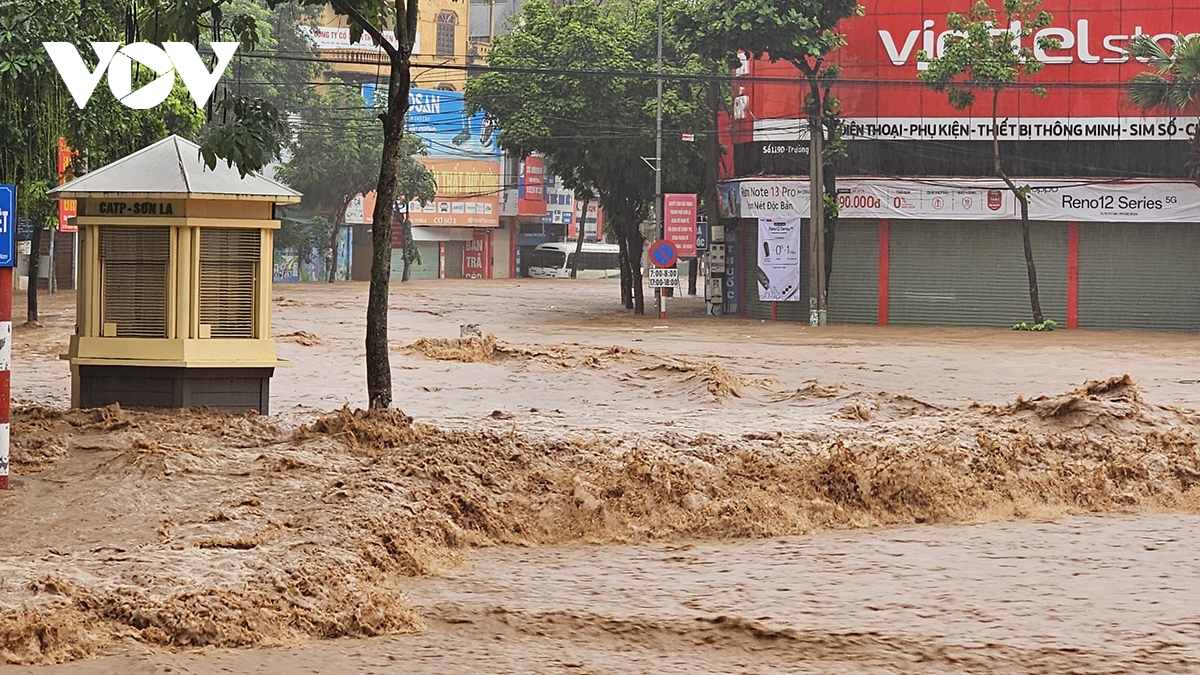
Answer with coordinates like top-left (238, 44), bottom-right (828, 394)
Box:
top-left (436, 12), bottom-right (457, 56)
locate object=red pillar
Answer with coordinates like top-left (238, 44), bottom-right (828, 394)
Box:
top-left (1067, 221), bottom-right (1079, 329)
top-left (0, 266), bottom-right (11, 490)
top-left (878, 219), bottom-right (889, 326)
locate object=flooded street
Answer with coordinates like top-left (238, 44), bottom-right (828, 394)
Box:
top-left (2, 280), bottom-right (1198, 672)
top-left (17, 514), bottom-right (1199, 673)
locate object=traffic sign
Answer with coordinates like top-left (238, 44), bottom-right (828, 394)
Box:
top-left (649, 239), bottom-right (677, 268)
top-left (0, 185), bottom-right (15, 268)
top-left (648, 267), bottom-right (679, 288)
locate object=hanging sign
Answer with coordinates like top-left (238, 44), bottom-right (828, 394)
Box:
top-left (757, 217), bottom-right (801, 302)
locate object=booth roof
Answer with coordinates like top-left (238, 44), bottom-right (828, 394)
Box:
top-left (48, 135), bottom-right (302, 203)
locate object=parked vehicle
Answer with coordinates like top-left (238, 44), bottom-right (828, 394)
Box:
top-left (527, 242), bottom-right (622, 279)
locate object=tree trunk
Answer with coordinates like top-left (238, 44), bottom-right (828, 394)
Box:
top-left (628, 226), bottom-right (645, 314)
top-left (1018, 194), bottom-right (1044, 324)
top-left (618, 226), bottom-right (633, 309)
top-left (27, 224), bottom-right (42, 324)
top-left (327, 198), bottom-right (348, 283)
top-left (365, 57), bottom-right (411, 409)
top-left (570, 195), bottom-right (589, 279)
top-left (822, 120), bottom-right (838, 301)
top-left (992, 92), bottom-right (1044, 325)
top-left (687, 258), bottom-right (698, 295)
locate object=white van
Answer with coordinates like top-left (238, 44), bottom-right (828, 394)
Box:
top-left (528, 242), bottom-right (622, 279)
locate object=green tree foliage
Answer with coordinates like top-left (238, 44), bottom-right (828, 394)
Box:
top-left (0, 0), bottom-right (204, 321)
top-left (466, 0), bottom-right (709, 314)
top-left (277, 82), bottom-right (383, 281)
top-left (675, 0), bottom-right (862, 299)
top-left (1128, 34), bottom-right (1200, 181)
top-left (918, 0), bottom-right (1057, 325)
top-left (396, 134), bottom-right (436, 281)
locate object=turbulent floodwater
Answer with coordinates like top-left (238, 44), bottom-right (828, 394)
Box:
top-left (4, 282), bottom-right (1200, 672)
top-left (15, 514), bottom-right (1199, 674)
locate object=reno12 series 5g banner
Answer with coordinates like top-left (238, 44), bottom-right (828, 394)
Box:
top-left (756, 218), bottom-right (801, 302)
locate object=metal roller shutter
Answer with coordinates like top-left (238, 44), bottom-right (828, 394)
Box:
top-left (443, 241), bottom-right (465, 279)
top-left (828, 219), bottom-right (879, 324)
top-left (1078, 223), bottom-right (1200, 331)
top-left (889, 220), bottom-right (1067, 327)
top-left (409, 242), bottom-right (440, 279)
top-left (741, 220), bottom-right (811, 321)
top-left (99, 226), bottom-right (170, 338)
top-left (200, 228), bottom-right (261, 338)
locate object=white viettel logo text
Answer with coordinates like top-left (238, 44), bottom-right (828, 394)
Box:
top-left (880, 20), bottom-right (1199, 70)
top-left (42, 42), bottom-right (238, 109)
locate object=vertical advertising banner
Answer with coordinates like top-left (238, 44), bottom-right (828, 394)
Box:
top-left (463, 230), bottom-right (492, 279)
top-left (757, 217), bottom-right (801, 302)
top-left (56, 138), bottom-right (77, 233)
top-left (518, 155), bottom-right (546, 217)
top-left (664, 193), bottom-right (698, 258)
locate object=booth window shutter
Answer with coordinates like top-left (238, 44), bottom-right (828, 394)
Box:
top-left (199, 229), bottom-right (260, 338)
top-left (98, 226), bottom-right (170, 338)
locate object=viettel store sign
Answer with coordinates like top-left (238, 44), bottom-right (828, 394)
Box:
top-left (739, 0), bottom-right (1200, 142)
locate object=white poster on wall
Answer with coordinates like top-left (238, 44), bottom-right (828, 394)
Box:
top-left (757, 218), bottom-right (801, 302)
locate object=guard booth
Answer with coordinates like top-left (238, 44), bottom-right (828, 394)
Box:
top-left (49, 135), bottom-right (301, 413)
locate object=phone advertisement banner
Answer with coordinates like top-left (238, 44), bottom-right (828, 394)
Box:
top-left (757, 218), bottom-right (801, 302)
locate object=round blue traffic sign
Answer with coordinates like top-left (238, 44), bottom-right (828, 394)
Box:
top-left (649, 239), bottom-right (677, 268)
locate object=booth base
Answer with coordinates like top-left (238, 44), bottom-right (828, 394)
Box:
top-left (76, 365), bottom-right (275, 414)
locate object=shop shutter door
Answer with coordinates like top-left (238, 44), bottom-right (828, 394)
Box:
top-left (443, 241), bottom-right (465, 279)
top-left (200, 229), bottom-right (260, 338)
top-left (1078, 223), bottom-right (1200, 331)
top-left (99, 226), bottom-right (170, 338)
top-left (741, 219), bottom-right (811, 321)
top-left (409, 242), bottom-right (440, 279)
top-left (828, 220), bottom-right (878, 324)
top-left (888, 220), bottom-right (1067, 327)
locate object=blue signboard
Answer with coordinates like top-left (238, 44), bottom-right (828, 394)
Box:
top-left (405, 88), bottom-right (500, 159)
top-left (357, 85), bottom-right (500, 160)
top-left (0, 185), bottom-right (15, 268)
top-left (696, 219), bottom-right (709, 251)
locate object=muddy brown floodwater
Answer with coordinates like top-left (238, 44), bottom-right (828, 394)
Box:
top-left (2, 280), bottom-right (1199, 673)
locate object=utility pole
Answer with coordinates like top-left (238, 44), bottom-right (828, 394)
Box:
top-left (808, 114), bottom-right (826, 326)
top-left (655, 0), bottom-right (665, 320)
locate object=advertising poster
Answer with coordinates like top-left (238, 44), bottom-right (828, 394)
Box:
top-left (405, 88), bottom-right (499, 159)
top-left (757, 217), bottom-right (801, 302)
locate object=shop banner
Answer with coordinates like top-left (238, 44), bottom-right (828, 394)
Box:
top-left (664, 193), bottom-right (698, 258)
top-left (724, 178), bottom-right (1200, 223)
top-left (757, 217), bottom-right (801, 302)
top-left (406, 158), bottom-right (500, 228)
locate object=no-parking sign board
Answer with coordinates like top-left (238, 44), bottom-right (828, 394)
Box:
top-left (649, 239), bottom-right (677, 268)
top-left (0, 185), bottom-right (15, 267)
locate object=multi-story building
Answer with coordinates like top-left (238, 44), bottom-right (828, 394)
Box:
top-left (716, 0), bottom-right (1200, 330)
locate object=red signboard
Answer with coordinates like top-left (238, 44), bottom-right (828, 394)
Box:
top-left (463, 230), bottom-right (492, 279)
top-left (664, 193), bottom-right (698, 258)
top-left (735, 0), bottom-right (1200, 143)
top-left (56, 138), bottom-right (77, 232)
top-left (518, 155), bottom-right (546, 217)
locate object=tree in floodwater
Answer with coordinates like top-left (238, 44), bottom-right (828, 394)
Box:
top-left (919, 0), bottom-right (1058, 328)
